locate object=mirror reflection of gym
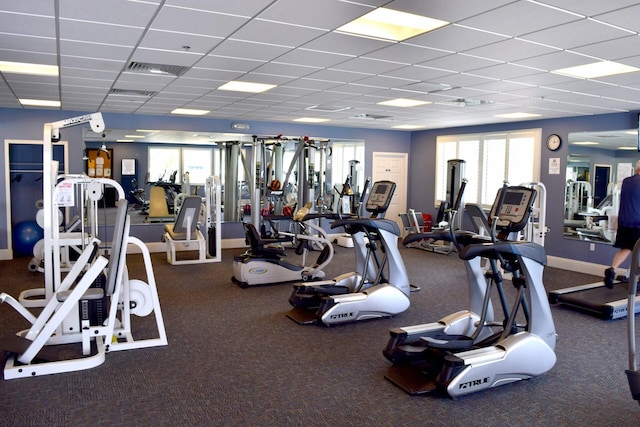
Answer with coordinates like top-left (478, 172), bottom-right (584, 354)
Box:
top-left (564, 129), bottom-right (639, 244)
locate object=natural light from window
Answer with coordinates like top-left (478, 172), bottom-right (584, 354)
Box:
top-left (435, 129), bottom-right (540, 207)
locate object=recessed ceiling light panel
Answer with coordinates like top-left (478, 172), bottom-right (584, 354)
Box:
top-left (553, 61), bottom-right (639, 79)
top-left (377, 98), bottom-right (430, 107)
top-left (0, 61), bottom-right (58, 76)
top-left (19, 99), bottom-right (61, 107)
top-left (171, 108), bottom-right (210, 116)
top-left (218, 81), bottom-right (276, 93)
top-left (336, 8), bottom-right (449, 42)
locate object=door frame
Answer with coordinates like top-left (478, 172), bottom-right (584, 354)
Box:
top-left (3, 139), bottom-right (68, 260)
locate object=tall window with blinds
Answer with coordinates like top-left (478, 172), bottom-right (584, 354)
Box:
top-left (435, 129), bottom-right (541, 207)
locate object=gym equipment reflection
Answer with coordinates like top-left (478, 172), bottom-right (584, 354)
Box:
top-left (564, 129), bottom-right (639, 244)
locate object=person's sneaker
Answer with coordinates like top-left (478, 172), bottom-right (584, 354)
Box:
top-left (604, 267), bottom-right (616, 289)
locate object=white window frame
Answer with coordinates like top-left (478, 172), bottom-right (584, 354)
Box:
top-left (148, 146), bottom-right (216, 185)
top-left (435, 128), bottom-right (541, 208)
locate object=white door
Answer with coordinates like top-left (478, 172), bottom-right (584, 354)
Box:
top-left (372, 152), bottom-right (408, 232)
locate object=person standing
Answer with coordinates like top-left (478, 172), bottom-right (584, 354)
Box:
top-left (605, 159), bottom-right (640, 288)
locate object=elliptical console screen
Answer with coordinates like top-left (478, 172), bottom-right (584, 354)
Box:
top-left (366, 180), bottom-right (396, 216)
top-left (489, 186), bottom-right (537, 232)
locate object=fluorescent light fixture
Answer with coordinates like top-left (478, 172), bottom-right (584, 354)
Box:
top-left (19, 99), bottom-right (61, 107)
top-left (136, 129), bottom-right (160, 133)
top-left (124, 134), bottom-right (145, 138)
top-left (293, 117), bottom-right (330, 123)
top-left (494, 112), bottom-right (541, 119)
top-left (378, 98), bottom-right (430, 107)
top-left (171, 108), bottom-right (210, 116)
top-left (553, 61), bottom-right (639, 79)
top-left (392, 124), bottom-right (423, 129)
top-left (0, 61), bottom-right (58, 76)
top-left (218, 81), bottom-right (276, 93)
top-left (572, 141), bottom-right (599, 146)
top-left (116, 139), bottom-right (135, 143)
top-left (619, 146), bottom-right (637, 150)
top-left (336, 8), bottom-right (449, 42)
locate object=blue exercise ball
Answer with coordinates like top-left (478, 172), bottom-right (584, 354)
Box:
top-left (13, 220), bottom-right (44, 257)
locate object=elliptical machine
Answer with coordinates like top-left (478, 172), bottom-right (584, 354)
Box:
top-left (383, 183), bottom-right (557, 398)
top-left (286, 180), bottom-right (411, 326)
top-left (232, 209), bottom-right (333, 287)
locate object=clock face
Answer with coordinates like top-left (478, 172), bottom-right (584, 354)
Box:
top-left (547, 134), bottom-right (561, 151)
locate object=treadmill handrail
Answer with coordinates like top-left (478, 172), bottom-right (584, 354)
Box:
top-left (627, 237), bottom-right (640, 403)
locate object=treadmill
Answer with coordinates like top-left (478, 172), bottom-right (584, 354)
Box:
top-left (548, 277), bottom-right (640, 320)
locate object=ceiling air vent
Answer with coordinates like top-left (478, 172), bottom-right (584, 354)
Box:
top-left (109, 88), bottom-right (157, 97)
top-left (306, 105), bottom-right (352, 113)
top-left (352, 113), bottom-right (393, 120)
top-left (125, 61), bottom-right (190, 77)
top-left (439, 98), bottom-right (494, 107)
top-left (400, 82), bottom-right (455, 93)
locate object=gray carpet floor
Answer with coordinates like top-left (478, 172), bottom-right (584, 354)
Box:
top-left (0, 242), bottom-right (638, 426)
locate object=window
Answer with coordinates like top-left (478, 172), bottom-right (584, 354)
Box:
top-left (435, 129), bottom-right (540, 207)
top-left (148, 147), bottom-right (180, 183)
top-left (331, 141), bottom-right (365, 194)
top-left (148, 146), bottom-right (215, 185)
top-left (183, 148), bottom-right (213, 185)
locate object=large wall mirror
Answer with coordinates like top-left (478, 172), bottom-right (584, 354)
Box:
top-left (83, 129), bottom-right (365, 239)
top-left (564, 129), bottom-right (638, 244)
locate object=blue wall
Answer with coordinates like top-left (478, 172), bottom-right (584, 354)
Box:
top-left (0, 107), bottom-right (410, 249)
top-left (3, 107), bottom-right (640, 268)
top-left (409, 111), bottom-right (640, 266)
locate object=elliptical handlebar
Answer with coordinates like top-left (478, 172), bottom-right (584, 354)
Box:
top-left (447, 178), bottom-right (468, 253)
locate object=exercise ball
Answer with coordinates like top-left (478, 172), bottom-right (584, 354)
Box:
top-left (13, 220), bottom-right (44, 256)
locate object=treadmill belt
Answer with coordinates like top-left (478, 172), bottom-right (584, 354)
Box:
top-left (553, 282), bottom-right (639, 320)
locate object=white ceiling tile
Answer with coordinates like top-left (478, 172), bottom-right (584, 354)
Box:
top-left (251, 62), bottom-right (320, 78)
top-left (58, 0), bottom-right (158, 26)
top-left (0, 34), bottom-right (57, 55)
top-left (274, 48), bottom-right (351, 69)
top-left (382, 65), bottom-right (454, 82)
top-left (304, 69), bottom-right (373, 84)
top-left (464, 39), bottom-right (559, 63)
top-left (302, 32), bottom-right (391, 56)
top-left (0, 11), bottom-right (55, 37)
top-left (258, 0), bottom-right (370, 30)
top-left (139, 30), bottom-right (223, 54)
top-left (0, 50), bottom-right (57, 65)
top-left (60, 40), bottom-right (134, 61)
top-left (408, 24), bottom-right (507, 53)
top-left (573, 35), bottom-right (640, 61)
top-left (166, 0), bottom-right (274, 16)
top-left (59, 19), bottom-right (144, 45)
top-left (2, 1), bottom-right (640, 130)
top-left (196, 55), bottom-right (264, 72)
top-left (333, 57), bottom-right (407, 75)
top-left (537, 0), bottom-right (640, 18)
top-left (151, 5), bottom-right (249, 37)
top-left (513, 51), bottom-right (595, 72)
top-left (468, 63), bottom-right (543, 80)
top-left (386, 0), bottom-right (515, 23)
top-left (459, 1), bottom-right (581, 37)
top-left (231, 20), bottom-right (325, 48)
top-left (422, 53), bottom-right (501, 73)
top-left (364, 43), bottom-right (450, 65)
top-left (521, 19), bottom-right (632, 50)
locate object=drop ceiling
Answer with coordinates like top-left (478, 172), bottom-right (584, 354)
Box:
top-left (3, 0), bottom-right (640, 131)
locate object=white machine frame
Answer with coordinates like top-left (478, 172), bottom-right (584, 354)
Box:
top-left (0, 201), bottom-right (167, 379)
top-left (164, 175), bottom-right (222, 265)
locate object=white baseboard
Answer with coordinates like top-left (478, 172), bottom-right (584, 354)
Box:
top-left (128, 238), bottom-right (248, 254)
top-left (547, 255), bottom-right (605, 277)
top-left (0, 248), bottom-right (12, 260)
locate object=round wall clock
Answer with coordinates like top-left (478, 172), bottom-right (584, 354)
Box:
top-left (546, 134), bottom-right (561, 151)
